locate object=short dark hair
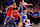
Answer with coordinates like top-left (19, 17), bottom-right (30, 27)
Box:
top-left (19, 0), bottom-right (22, 2)
top-left (19, 1), bottom-right (22, 2)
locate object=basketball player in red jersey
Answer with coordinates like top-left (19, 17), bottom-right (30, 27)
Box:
top-left (4, 8), bottom-right (22, 27)
top-left (4, 2), bottom-right (17, 25)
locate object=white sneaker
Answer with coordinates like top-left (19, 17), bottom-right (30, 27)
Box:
top-left (4, 22), bottom-right (6, 25)
top-left (32, 23), bottom-right (34, 25)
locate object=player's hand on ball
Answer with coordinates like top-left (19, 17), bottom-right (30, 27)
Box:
top-left (18, 22), bottom-right (23, 26)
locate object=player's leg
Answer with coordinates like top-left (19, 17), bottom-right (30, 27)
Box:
top-left (18, 16), bottom-right (22, 27)
top-left (4, 16), bottom-right (9, 25)
top-left (3, 16), bottom-right (10, 27)
top-left (3, 17), bottom-right (13, 27)
top-left (14, 18), bottom-right (19, 27)
top-left (25, 19), bottom-right (31, 27)
top-left (15, 20), bottom-right (18, 27)
top-left (21, 19), bottom-right (26, 27)
top-left (18, 19), bottom-right (23, 27)
top-left (4, 11), bottom-right (11, 25)
top-left (7, 17), bottom-right (12, 24)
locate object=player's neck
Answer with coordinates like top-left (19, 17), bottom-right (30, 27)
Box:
top-left (13, 11), bottom-right (16, 12)
top-left (13, 5), bottom-right (16, 6)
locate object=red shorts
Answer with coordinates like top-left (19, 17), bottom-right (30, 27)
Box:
top-left (7, 6), bottom-right (16, 17)
top-left (7, 8), bottom-right (13, 17)
top-left (7, 12), bottom-right (11, 17)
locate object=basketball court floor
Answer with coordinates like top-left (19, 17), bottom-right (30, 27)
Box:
top-left (0, 23), bottom-right (40, 27)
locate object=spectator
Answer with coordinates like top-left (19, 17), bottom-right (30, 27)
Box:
top-left (38, 7), bottom-right (40, 22)
top-left (0, 9), bottom-right (3, 24)
top-left (1, 5), bottom-right (3, 10)
top-left (32, 9), bottom-right (39, 24)
top-left (37, 3), bottom-right (40, 8)
top-left (38, 7), bottom-right (40, 14)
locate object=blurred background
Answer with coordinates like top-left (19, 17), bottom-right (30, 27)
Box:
top-left (0, 0), bottom-right (40, 27)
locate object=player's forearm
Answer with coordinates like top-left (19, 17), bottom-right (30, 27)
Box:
top-left (28, 10), bottom-right (34, 13)
top-left (26, 3), bottom-right (33, 6)
top-left (6, 7), bottom-right (8, 11)
top-left (6, 6), bottom-right (10, 10)
top-left (23, 5), bottom-right (27, 9)
top-left (11, 14), bottom-right (13, 18)
top-left (28, 4), bottom-right (33, 6)
top-left (6, 7), bottom-right (10, 13)
top-left (6, 5), bottom-right (12, 11)
top-left (18, 15), bottom-right (21, 18)
top-left (18, 14), bottom-right (22, 19)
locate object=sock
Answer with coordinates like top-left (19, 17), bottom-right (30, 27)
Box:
top-left (4, 22), bottom-right (6, 25)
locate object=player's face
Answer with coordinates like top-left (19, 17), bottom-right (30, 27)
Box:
top-left (19, 1), bottom-right (22, 5)
top-left (13, 2), bottom-right (16, 6)
top-left (34, 9), bottom-right (38, 13)
top-left (13, 9), bottom-right (16, 12)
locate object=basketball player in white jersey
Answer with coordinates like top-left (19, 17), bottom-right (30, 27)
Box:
top-left (18, 0), bottom-right (33, 27)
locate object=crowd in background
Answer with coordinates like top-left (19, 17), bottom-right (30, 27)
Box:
top-left (0, 0), bottom-right (40, 24)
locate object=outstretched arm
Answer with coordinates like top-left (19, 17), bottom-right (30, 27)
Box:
top-left (6, 13), bottom-right (14, 24)
top-left (17, 12), bottom-right (23, 20)
top-left (26, 9), bottom-right (34, 13)
top-left (28, 10), bottom-right (34, 13)
top-left (25, 3), bottom-right (33, 6)
top-left (22, 3), bottom-right (33, 10)
top-left (6, 5), bottom-right (13, 13)
top-left (23, 4), bottom-right (27, 9)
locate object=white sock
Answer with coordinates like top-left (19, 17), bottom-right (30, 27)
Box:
top-left (4, 22), bottom-right (6, 25)
top-left (25, 25), bottom-right (27, 27)
top-left (25, 22), bottom-right (29, 27)
top-left (27, 19), bottom-right (30, 25)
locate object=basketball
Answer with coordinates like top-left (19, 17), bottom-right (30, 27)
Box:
top-left (18, 22), bottom-right (23, 26)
